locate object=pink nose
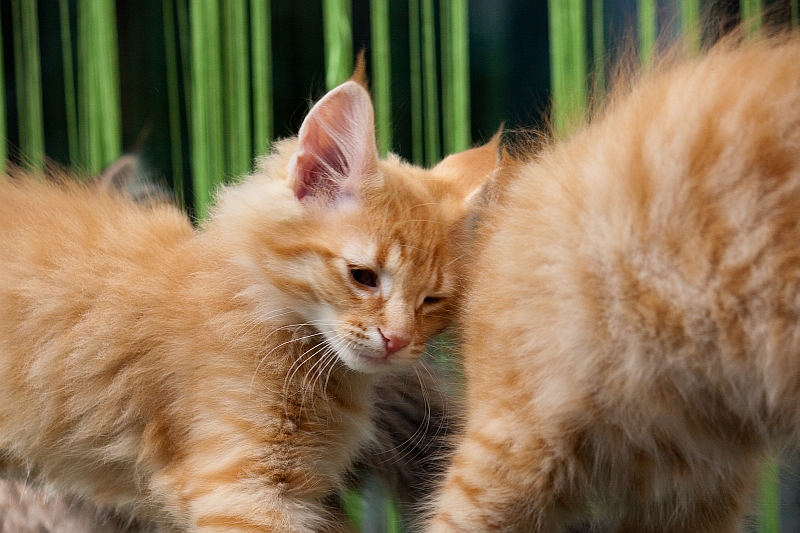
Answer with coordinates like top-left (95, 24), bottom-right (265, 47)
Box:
top-left (379, 330), bottom-right (411, 356)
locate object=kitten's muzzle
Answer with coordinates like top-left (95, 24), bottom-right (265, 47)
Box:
top-left (379, 328), bottom-right (411, 356)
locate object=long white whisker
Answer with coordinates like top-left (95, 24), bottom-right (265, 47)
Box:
top-left (301, 340), bottom-right (342, 403)
top-left (306, 348), bottom-right (340, 416)
top-left (377, 357), bottom-right (449, 466)
top-left (250, 327), bottom-right (332, 391)
top-left (286, 338), bottom-right (336, 394)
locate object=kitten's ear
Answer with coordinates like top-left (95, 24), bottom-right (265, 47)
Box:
top-left (432, 128), bottom-right (503, 202)
top-left (288, 80), bottom-right (379, 203)
top-left (98, 153), bottom-right (141, 194)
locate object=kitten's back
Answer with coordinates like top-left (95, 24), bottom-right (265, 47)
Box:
top-left (430, 35), bottom-right (800, 533)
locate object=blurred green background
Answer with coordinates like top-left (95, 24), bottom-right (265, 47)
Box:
top-left (3, 0), bottom-right (796, 217)
top-left (2, 0), bottom-right (800, 531)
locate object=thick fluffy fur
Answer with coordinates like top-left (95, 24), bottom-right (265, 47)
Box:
top-left (0, 79), bottom-right (496, 532)
top-left (429, 36), bottom-right (800, 532)
top-left (0, 480), bottom-right (136, 533)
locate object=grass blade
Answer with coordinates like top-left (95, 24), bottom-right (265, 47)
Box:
top-left (370, 0), bottom-right (392, 156)
top-left (408, 0), bottom-right (423, 165)
top-left (190, 0), bottom-right (224, 219)
top-left (251, 0), bottom-right (273, 155)
top-left (638, 0), bottom-right (656, 66)
top-left (323, 0), bottom-right (353, 90)
top-left (441, 0), bottom-right (470, 154)
top-left (592, 0), bottom-right (605, 101)
top-left (740, 0), bottom-right (763, 34)
top-left (548, 0), bottom-right (586, 136)
top-left (681, 0), bottom-right (700, 53)
top-left (96, 0), bottom-right (122, 171)
top-left (223, 0), bottom-right (251, 178)
top-left (440, 0), bottom-right (451, 154)
top-left (11, 0), bottom-right (45, 170)
top-left (77, 0), bottom-right (122, 173)
top-left (421, 0), bottom-right (440, 165)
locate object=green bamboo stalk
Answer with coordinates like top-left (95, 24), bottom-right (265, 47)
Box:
top-left (592, 0), bottom-right (605, 100)
top-left (408, 0), bottom-right (423, 165)
top-left (440, 0), bottom-right (452, 155)
top-left (97, 0), bottom-right (122, 170)
top-left (0, 6), bottom-right (6, 172)
top-left (223, 0), bottom-right (251, 179)
top-left (251, 0), bottom-right (273, 155)
top-left (793, 0), bottom-right (799, 27)
top-left (163, 0), bottom-right (184, 207)
top-left (421, 0), bottom-right (440, 165)
top-left (638, 0), bottom-right (656, 66)
top-left (76, 1), bottom-right (90, 168)
top-left (190, 0), bottom-right (224, 219)
top-left (451, 0), bottom-right (470, 153)
top-left (323, 0), bottom-right (353, 90)
top-left (441, 0), bottom-right (471, 155)
top-left (59, 0), bottom-right (78, 164)
top-left (759, 460), bottom-right (779, 533)
top-left (78, 0), bottom-right (98, 170)
top-left (11, 0), bottom-right (45, 170)
top-left (548, 0), bottom-right (586, 136)
top-left (370, 0), bottom-right (392, 156)
top-left (681, 0), bottom-right (700, 53)
top-left (78, 0), bottom-right (122, 173)
top-left (740, 0), bottom-right (763, 34)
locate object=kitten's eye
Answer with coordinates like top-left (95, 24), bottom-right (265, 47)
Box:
top-left (350, 267), bottom-right (379, 289)
top-left (423, 296), bottom-right (444, 305)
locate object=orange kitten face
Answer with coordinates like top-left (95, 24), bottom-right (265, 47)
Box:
top-left (212, 80), bottom-right (497, 374)
top-left (288, 174), bottom-right (461, 372)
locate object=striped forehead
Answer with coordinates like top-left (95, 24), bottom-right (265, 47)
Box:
top-left (341, 237), bottom-right (378, 267)
top-left (384, 243), bottom-right (404, 273)
top-left (341, 234), bottom-right (444, 288)
top-left (385, 239), bottom-right (447, 292)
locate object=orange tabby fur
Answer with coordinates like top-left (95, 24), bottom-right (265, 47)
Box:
top-left (0, 77), bottom-right (497, 532)
top-left (429, 35), bottom-right (800, 532)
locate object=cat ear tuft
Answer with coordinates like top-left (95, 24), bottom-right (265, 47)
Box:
top-left (433, 126), bottom-right (503, 203)
top-left (289, 80), bottom-right (378, 203)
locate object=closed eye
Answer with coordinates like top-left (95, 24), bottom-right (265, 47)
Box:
top-left (423, 296), bottom-right (445, 305)
top-left (349, 267), bottom-right (379, 289)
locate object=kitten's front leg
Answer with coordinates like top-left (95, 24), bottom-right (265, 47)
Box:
top-left (428, 421), bottom-right (586, 533)
top-left (183, 485), bottom-right (335, 533)
top-left (153, 458), bottom-right (341, 533)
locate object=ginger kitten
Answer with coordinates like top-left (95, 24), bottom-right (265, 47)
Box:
top-left (0, 75), bottom-right (497, 532)
top-left (429, 35), bottom-right (800, 533)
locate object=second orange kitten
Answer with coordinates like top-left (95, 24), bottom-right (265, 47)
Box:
top-left (430, 35), bottom-right (800, 533)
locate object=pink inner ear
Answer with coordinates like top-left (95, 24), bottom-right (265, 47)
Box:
top-left (293, 146), bottom-right (349, 201)
top-left (290, 81), bottom-right (378, 203)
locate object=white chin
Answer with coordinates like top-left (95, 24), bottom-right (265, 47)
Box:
top-left (338, 349), bottom-right (397, 374)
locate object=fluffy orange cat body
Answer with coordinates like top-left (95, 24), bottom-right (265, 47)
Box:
top-left (430, 37), bottom-right (800, 532)
top-left (0, 79), bottom-right (495, 532)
